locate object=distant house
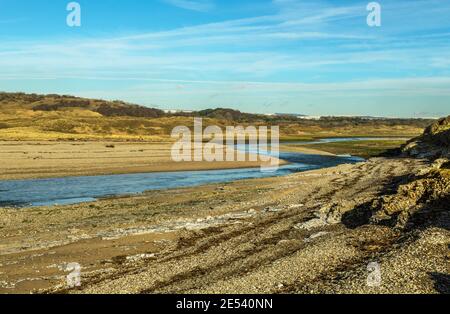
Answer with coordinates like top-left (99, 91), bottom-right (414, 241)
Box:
top-left (297, 115), bottom-right (322, 120)
top-left (163, 109), bottom-right (194, 114)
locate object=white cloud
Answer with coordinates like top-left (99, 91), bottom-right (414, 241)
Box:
top-left (1, 0), bottom-right (450, 116)
top-left (161, 0), bottom-right (214, 12)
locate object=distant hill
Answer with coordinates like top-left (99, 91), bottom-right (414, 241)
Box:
top-left (0, 93), bottom-right (165, 118)
top-left (0, 92), bottom-right (436, 125)
top-left (196, 108), bottom-right (262, 122)
top-left (0, 92), bottom-right (438, 141)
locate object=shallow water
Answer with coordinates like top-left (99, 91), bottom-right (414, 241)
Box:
top-left (0, 140), bottom-right (365, 207)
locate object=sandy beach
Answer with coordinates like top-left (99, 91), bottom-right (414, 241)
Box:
top-left (0, 141), bottom-right (289, 180)
top-left (0, 155), bottom-right (448, 294)
top-left (1, 0), bottom-right (449, 300)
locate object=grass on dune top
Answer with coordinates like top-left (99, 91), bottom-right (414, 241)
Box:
top-left (0, 93), bottom-right (430, 142)
top-left (0, 110), bottom-right (425, 142)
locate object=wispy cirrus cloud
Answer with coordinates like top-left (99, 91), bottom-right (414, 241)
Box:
top-left (161, 0), bottom-right (214, 12)
top-left (1, 0), bottom-right (450, 117)
top-left (0, 17), bottom-right (27, 24)
top-left (2, 0), bottom-right (449, 80)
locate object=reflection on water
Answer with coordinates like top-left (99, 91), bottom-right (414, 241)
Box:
top-left (0, 142), bottom-right (364, 207)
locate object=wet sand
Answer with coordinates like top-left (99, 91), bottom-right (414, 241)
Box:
top-left (0, 156), bottom-right (448, 294)
top-left (278, 144), bottom-right (336, 156)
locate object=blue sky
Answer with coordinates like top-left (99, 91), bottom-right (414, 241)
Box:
top-left (0, 0), bottom-right (449, 117)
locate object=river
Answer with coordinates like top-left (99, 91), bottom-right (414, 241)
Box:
top-left (0, 138), bottom-right (383, 207)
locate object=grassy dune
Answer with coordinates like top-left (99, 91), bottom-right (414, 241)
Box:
top-left (0, 92), bottom-right (432, 142)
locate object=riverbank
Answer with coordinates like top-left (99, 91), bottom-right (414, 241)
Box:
top-left (1, 138), bottom-right (404, 181)
top-left (0, 141), bottom-right (285, 180)
top-left (0, 156), bottom-right (448, 294)
top-left (278, 144), bottom-right (336, 156)
top-left (293, 138), bottom-right (408, 159)
top-left (0, 140), bottom-right (366, 207)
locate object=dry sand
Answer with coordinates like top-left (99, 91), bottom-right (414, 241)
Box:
top-left (0, 141), bottom-right (286, 180)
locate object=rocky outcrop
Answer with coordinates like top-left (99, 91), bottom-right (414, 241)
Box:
top-left (402, 116), bottom-right (450, 159)
top-left (324, 118), bottom-right (450, 230)
top-left (370, 168), bottom-right (450, 228)
top-left (371, 117), bottom-right (450, 228)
